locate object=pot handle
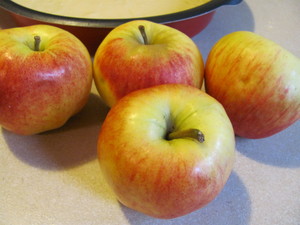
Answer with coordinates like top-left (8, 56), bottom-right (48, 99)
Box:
top-left (224, 0), bottom-right (243, 5)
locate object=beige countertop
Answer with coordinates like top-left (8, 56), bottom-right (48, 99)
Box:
top-left (1, 1), bottom-right (300, 225)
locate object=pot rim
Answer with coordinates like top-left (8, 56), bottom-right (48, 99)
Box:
top-left (0, 0), bottom-right (242, 28)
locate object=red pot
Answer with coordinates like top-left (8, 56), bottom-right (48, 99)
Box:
top-left (0, 0), bottom-right (242, 54)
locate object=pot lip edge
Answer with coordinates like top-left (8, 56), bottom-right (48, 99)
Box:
top-left (0, 0), bottom-right (240, 28)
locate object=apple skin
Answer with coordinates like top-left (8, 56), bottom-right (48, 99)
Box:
top-left (205, 31), bottom-right (300, 139)
top-left (93, 20), bottom-right (204, 107)
top-left (0, 25), bottom-right (93, 135)
top-left (97, 84), bottom-right (235, 219)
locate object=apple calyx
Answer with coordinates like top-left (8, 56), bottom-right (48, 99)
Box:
top-left (34, 35), bottom-right (41, 51)
top-left (167, 128), bottom-right (205, 143)
top-left (138, 25), bottom-right (149, 45)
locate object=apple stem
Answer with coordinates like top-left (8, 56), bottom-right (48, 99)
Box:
top-left (34, 35), bottom-right (41, 51)
top-left (138, 25), bottom-right (148, 45)
top-left (167, 128), bottom-right (205, 143)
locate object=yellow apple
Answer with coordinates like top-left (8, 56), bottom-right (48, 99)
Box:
top-left (97, 84), bottom-right (235, 218)
top-left (0, 25), bottom-right (93, 135)
top-left (205, 31), bottom-right (300, 139)
top-left (93, 20), bottom-right (204, 107)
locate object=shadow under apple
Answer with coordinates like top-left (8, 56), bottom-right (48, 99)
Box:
top-left (2, 93), bottom-right (110, 170)
top-left (120, 171), bottom-right (251, 225)
top-left (236, 121), bottom-right (300, 168)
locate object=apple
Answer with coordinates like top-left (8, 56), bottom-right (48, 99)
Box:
top-left (0, 25), bottom-right (93, 135)
top-left (97, 84), bottom-right (235, 219)
top-left (93, 20), bottom-right (204, 107)
top-left (205, 31), bottom-right (300, 139)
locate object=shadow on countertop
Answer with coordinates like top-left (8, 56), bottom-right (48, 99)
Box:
top-left (193, 1), bottom-right (255, 62)
top-left (121, 172), bottom-right (251, 225)
top-left (236, 121), bottom-right (300, 168)
top-left (2, 93), bottom-right (110, 170)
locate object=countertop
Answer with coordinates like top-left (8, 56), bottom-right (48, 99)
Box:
top-left (0, 0), bottom-right (299, 225)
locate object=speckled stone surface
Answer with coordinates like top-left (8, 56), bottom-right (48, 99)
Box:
top-left (1, 1), bottom-right (300, 224)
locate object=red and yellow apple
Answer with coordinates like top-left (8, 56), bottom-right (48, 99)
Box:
top-left (97, 84), bottom-right (235, 219)
top-left (0, 25), bottom-right (93, 135)
top-left (205, 31), bottom-right (300, 139)
top-left (93, 20), bottom-right (204, 107)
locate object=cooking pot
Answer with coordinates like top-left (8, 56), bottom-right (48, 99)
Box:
top-left (0, 0), bottom-right (243, 54)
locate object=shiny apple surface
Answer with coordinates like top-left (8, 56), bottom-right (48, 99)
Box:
top-left (98, 84), bottom-right (235, 218)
